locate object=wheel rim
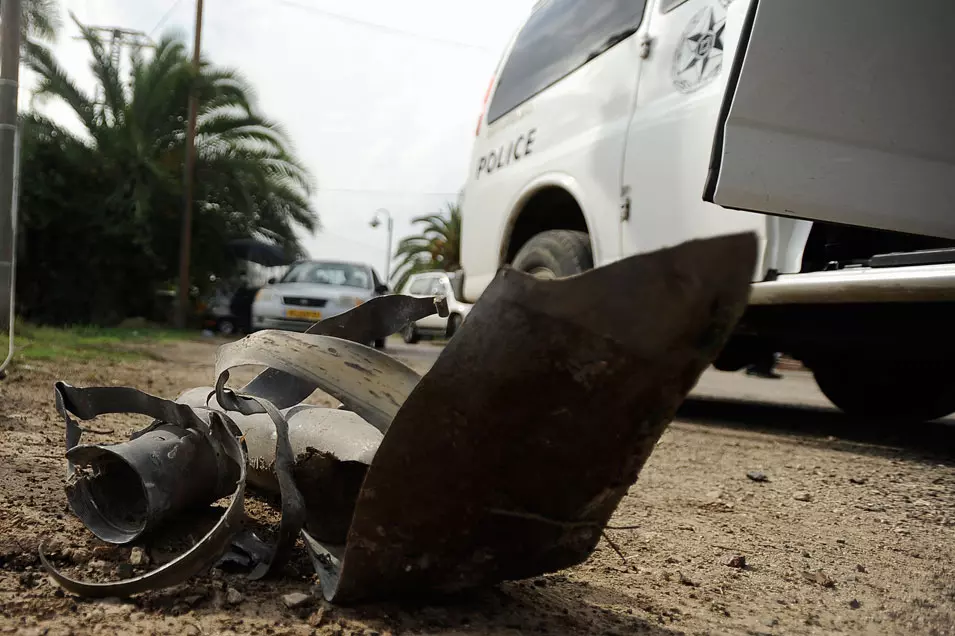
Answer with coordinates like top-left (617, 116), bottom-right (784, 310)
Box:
top-left (528, 266), bottom-right (558, 280)
top-left (219, 321), bottom-right (235, 336)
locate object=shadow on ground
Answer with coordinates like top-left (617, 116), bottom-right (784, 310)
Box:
top-left (677, 396), bottom-right (955, 464)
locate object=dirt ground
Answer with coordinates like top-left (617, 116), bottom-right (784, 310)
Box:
top-left (1, 339), bottom-right (954, 635)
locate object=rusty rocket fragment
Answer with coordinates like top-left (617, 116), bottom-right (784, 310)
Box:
top-left (41, 233), bottom-right (757, 602)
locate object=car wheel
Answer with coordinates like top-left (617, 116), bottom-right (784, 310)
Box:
top-left (402, 322), bottom-right (420, 344)
top-left (809, 357), bottom-right (955, 422)
top-left (446, 314), bottom-right (463, 339)
top-left (216, 318), bottom-right (237, 336)
top-left (511, 230), bottom-right (593, 279)
top-left (374, 338), bottom-right (387, 350)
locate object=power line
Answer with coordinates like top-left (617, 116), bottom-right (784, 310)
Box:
top-left (262, 0), bottom-right (492, 53)
top-left (150, 0), bottom-right (187, 37)
top-left (316, 188), bottom-right (459, 197)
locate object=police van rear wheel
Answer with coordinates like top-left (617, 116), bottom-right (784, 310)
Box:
top-left (809, 357), bottom-right (955, 423)
top-left (512, 230), bottom-right (593, 280)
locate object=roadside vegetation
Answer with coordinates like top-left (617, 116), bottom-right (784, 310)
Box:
top-left (391, 202), bottom-right (462, 292)
top-left (14, 10), bottom-right (317, 327)
top-left (12, 321), bottom-right (192, 362)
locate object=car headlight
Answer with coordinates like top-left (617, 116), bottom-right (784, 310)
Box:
top-left (255, 289), bottom-right (275, 303)
top-left (340, 296), bottom-right (364, 307)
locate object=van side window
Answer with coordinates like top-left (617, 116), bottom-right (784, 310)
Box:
top-left (487, 0), bottom-right (647, 124)
top-left (659, 0), bottom-right (690, 13)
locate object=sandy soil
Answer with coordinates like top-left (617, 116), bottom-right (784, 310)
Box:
top-left (1, 339), bottom-right (953, 635)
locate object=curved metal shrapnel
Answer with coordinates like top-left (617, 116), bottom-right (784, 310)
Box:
top-left (43, 233), bottom-right (756, 602)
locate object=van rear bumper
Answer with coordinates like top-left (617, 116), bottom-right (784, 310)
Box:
top-left (749, 263), bottom-right (955, 305)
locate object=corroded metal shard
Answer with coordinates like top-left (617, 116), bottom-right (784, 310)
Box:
top-left (41, 384), bottom-right (248, 598)
top-left (312, 232), bottom-right (757, 603)
top-left (43, 233), bottom-right (756, 603)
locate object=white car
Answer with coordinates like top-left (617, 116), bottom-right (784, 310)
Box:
top-left (252, 260), bottom-right (390, 346)
top-left (399, 271), bottom-right (473, 344)
top-left (460, 0), bottom-right (955, 422)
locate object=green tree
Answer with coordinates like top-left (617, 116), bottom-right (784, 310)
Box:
top-left (20, 0), bottom-right (59, 42)
top-left (391, 202), bottom-right (461, 293)
top-left (17, 16), bottom-right (317, 325)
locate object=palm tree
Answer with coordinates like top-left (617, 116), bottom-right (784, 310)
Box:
top-left (0, 0), bottom-right (59, 48)
top-left (25, 14), bottom-right (316, 266)
top-left (391, 202), bottom-right (461, 293)
top-left (21, 0), bottom-right (59, 42)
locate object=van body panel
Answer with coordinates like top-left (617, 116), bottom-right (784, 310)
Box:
top-left (708, 0), bottom-right (955, 240)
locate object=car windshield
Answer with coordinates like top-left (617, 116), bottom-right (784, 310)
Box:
top-left (280, 262), bottom-right (372, 289)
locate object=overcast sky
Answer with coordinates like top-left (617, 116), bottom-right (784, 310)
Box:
top-left (25, 0), bottom-right (535, 279)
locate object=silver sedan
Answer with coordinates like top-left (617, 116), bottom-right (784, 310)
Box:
top-left (251, 260), bottom-right (389, 344)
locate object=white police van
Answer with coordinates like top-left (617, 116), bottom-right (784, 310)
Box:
top-left (460, 0), bottom-right (955, 422)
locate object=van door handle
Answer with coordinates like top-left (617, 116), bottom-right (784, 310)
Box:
top-left (640, 35), bottom-right (654, 60)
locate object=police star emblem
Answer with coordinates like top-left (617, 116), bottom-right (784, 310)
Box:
top-left (672, 5), bottom-right (726, 93)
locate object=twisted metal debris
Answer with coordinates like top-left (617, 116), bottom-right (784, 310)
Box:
top-left (40, 233), bottom-right (757, 604)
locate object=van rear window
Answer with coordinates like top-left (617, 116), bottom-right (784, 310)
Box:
top-left (487, 0), bottom-right (647, 124)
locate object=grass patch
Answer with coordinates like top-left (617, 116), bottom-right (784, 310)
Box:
top-left (9, 322), bottom-right (195, 363)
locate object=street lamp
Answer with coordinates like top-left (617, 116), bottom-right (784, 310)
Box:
top-left (370, 208), bottom-right (394, 283)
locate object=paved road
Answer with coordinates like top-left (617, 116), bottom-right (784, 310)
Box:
top-left (386, 340), bottom-right (835, 411)
top-left (387, 340), bottom-right (955, 456)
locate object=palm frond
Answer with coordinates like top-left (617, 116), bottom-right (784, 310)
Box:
top-left (24, 39), bottom-right (98, 133)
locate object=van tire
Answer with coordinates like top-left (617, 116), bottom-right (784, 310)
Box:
top-left (446, 313), bottom-right (463, 339)
top-left (402, 323), bottom-right (420, 344)
top-left (810, 358), bottom-right (955, 423)
top-left (511, 230), bottom-right (593, 279)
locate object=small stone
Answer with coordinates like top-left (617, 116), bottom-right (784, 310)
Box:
top-left (803, 570), bottom-right (835, 588)
top-left (856, 564), bottom-right (867, 573)
top-left (677, 572), bottom-right (699, 587)
top-left (68, 548), bottom-right (92, 564)
top-left (91, 546), bottom-right (117, 560)
top-left (726, 555), bottom-right (747, 569)
top-left (307, 607), bottom-right (326, 627)
top-left (87, 559), bottom-right (110, 571)
top-left (849, 477), bottom-right (867, 485)
top-left (746, 471), bottom-right (769, 483)
top-left (225, 587), bottom-right (244, 605)
top-left (762, 616), bottom-right (780, 627)
top-left (794, 492), bottom-right (812, 502)
top-left (849, 599), bottom-right (861, 609)
top-left (183, 594), bottom-right (204, 607)
top-left (117, 563), bottom-right (134, 579)
top-left (710, 601), bottom-right (730, 617)
top-left (836, 538), bottom-right (846, 544)
top-left (802, 551), bottom-right (811, 558)
top-left (18, 572), bottom-right (37, 589)
top-left (129, 547), bottom-right (149, 567)
top-left (282, 592), bottom-right (312, 610)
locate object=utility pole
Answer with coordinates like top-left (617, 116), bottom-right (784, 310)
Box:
top-left (370, 208), bottom-right (394, 283)
top-left (175, 0), bottom-right (204, 329)
top-left (0, 0), bottom-right (22, 371)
